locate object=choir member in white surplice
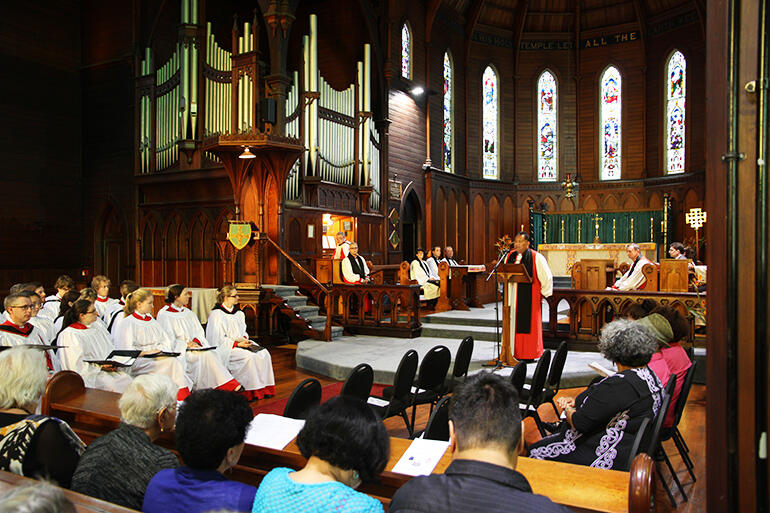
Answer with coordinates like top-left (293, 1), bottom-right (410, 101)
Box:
top-left (410, 248), bottom-right (440, 300)
top-left (52, 290), bottom-right (82, 335)
top-left (24, 291), bottom-right (56, 345)
top-left (106, 280), bottom-right (140, 335)
top-left (113, 288), bottom-right (191, 401)
top-left (75, 288), bottom-right (112, 334)
top-left (610, 244), bottom-right (653, 291)
top-left (157, 284), bottom-right (242, 393)
top-left (205, 285), bottom-right (275, 400)
top-left (0, 292), bottom-right (59, 372)
top-left (39, 275), bottom-right (76, 321)
top-left (58, 299), bottom-right (132, 393)
top-left (92, 275), bottom-right (119, 322)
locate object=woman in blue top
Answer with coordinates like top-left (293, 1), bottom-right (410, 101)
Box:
top-left (253, 396), bottom-right (390, 513)
top-left (143, 389), bottom-right (256, 513)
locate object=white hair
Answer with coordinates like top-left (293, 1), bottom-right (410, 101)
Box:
top-left (119, 374), bottom-right (177, 429)
top-left (0, 347), bottom-right (48, 410)
top-left (626, 243), bottom-right (641, 252)
top-left (0, 481), bottom-right (75, 513)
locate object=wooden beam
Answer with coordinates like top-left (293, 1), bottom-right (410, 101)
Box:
top-left (692, 0), bottom-right (706, 40)
top-left (527, 11), bottom-right (573, 16)
top-left (580, 1), bottom-right (633, 16)
top-left (631, 0), bottom-right (647, 48)
top-left (463, 0), bottom-right (485, 66)
top-left (512, 0), bottom-right (529, 75)
top-left (425, 0), bottom-right (443, 42)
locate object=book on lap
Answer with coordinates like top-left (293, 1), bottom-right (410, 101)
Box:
top-left (141, 351), bottom-right (181, 358)
top-left (84, 358), bottom-right (134, 368)
top-left (187, 346), bottom-right (217, 352)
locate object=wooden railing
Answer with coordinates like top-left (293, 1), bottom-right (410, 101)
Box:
top-left (544, 288), bottom-right (704, 346)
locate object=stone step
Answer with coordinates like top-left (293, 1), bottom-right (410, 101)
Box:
top-left (330, 325), bottom-right (344, 339)
top-left (420, 322), bottom-right (502, 342)
top-left (422, 314), bottom-right (500, 328)
top-left (262, 284), bottom-right (300, 299)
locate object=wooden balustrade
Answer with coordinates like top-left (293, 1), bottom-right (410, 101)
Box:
top-left (324, 283), bottom-right (422, 337)
top-left (544, 288), bottom-right (704, 347)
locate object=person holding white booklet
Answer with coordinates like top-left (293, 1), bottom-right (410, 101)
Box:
top-left (58, 299), bottom-right (132, 393)
top-left (157, 284), bottom-right (243, 393)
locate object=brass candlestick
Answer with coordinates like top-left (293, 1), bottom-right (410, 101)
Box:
top-left (592, 213), bottom-right (603, 243)
top-left (578, 219), bottom-right (582, 243)
top-left (543, 220), bottom-right (548, 244)
top-left (630, 218), bottom-right (635, 242)
top-left (650, 217), bottom-right (654, 242)
top-left (612, 219), bottom-right (616, 242)
top-left (685, 208), bottom-right (707, 260)
top-left (560, 219), bottom-right (565, 243)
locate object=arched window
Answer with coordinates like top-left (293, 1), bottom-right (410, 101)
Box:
top-left (666, 50), bottom-right (686, 174)
top-left (482, 65), bottom-right (498, 179)
top-left (401, 23), bottom-right (411, 79)
top-left (537, 70), bottom-right (558, 182)
top-left (600, 66), bottom-right (622, 180)
top-left (443, 51), bottom-right (453, 172)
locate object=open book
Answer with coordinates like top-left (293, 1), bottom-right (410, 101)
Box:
top-left (85, 349), bottom-right (139, 367)
top-left (187, 346), bottom-right (217, 352)
top-left (588, 362), bottom-right (616, 377)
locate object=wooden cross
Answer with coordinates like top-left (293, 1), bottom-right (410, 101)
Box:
top-left (685, 208), bottom-right (707, 260)
top-left (592, 213), bottom-right (603, 243)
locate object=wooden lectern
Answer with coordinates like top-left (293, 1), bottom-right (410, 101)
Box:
top-left (494, 263), bottom-right (532, 366)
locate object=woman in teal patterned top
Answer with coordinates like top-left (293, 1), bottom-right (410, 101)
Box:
top-left (252, 396), bottom-right (390, 513)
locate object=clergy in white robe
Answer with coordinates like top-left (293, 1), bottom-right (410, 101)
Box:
top-left (113, 289), bottom-right (191, 400)
top-left (503, 234), bottom-right (554, 361)
top-left (410, 249), bottom-right (440, 300)
top-left (426, 246), bottom-right (442, 280)
top-left (341, 244), bottom-right (371, 284)
top-left (611, 244), bottom-right (653, 291)
top-left (157, 292), bottom-right (242, 392)
top-left (332, 232), bottom-right (352, 260)
top-left (57, 300), bottom-right (132, 393)
top-left (440, 246), bottom-right (460, 266)
top-left (205, 286), bottom-right (275, 400)
top-left (0, 293), bottom-right (60, 371)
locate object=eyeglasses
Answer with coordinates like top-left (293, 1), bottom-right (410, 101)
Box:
top-left (228, 294), bottom-right (239, 298)
top-left (9, 304), bottom-right (33, 310)
top-left (86, 309), bottom-right (97, 315)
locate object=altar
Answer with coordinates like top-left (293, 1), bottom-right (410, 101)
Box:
top-left (537, 243), bottom-right (657, 277)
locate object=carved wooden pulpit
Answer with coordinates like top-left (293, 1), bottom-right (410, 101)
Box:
top-left (496, 263), bottom-right (532, 366)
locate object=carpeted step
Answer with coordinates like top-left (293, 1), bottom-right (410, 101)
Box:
top-left (420, 322), bottom-right (501, 342)
top-left (262, 284), bottom-right (300, 299)
top-left (294, 304), bottom-right (320, 317)
top-left (285, 295), bottom-right (308, 308)
top-left (422, 314), bottom-right (500, 328)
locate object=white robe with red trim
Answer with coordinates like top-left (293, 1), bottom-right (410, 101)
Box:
top-left (504, 249), bottom-right (553, 360)
top-left (333, 240), bottom-right (351, 260)
top-left (94, 296), bottom-right (119, 322)
top-left (156, 305), bottom-right (240, 391)
top-left (58, 323), bottom-right (132, 392)
top-left (39, 294), bottom-right (62, 321)
top-left (0, 321), bottom-right (61, 371)
top-left (205, 307), bottom-right (275, 396)
top-left (341, 255), bottom-right (370, 284)
top-left (113, 313), bottom-right (191, 393)
top-left (612, 256), bottom-right (652, 291)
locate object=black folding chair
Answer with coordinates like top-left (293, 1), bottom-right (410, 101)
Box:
top-left (340, 363), bottom-right (374, 402)
top-left (510, 361), bottom-right (527, 396)
top-left (644, 376), bottom-right (680, 507)
top-left (660, 362), bottom-right (698, 483)
top-left (519, 351), bottom-right (551, 436)
top-left (420, 396), bottom-right (451, 441)
top-left (441, 336), bottom-right (474, 395)
top-left (283, 378), bottom-right (322, 420)
top-left (542, 341), bottom-right (569, 416)
top-left (368, 349), bottom-right (419, 436)
top-left (407, 345), bottom-right (452, 431)
top-left (621, 416), bottom-right (651, 472)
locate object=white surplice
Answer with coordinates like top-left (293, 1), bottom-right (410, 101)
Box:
top-left (58, 323), bottom-right (132, 392)
top-left (157, 305), bottom-right (239, 391)
top-left (29, 316), bottom-right (56, 345)
top-left (205, 307), bottom-right (275, 394)
top-left (113, 312), bottom-right (191, 392)
top-left (612, 256), bottom-right (653, 291)
top-left (39, 294), bottom-right (62, 321)
top-left (0, 321), bottom-right (61, 371)
top-left (94, 296), bottom-right (119, 322)
top-left (410, 259), bottom-right (440, 300)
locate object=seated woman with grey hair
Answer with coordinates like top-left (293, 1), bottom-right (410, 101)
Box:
top-left (528, 318), bottom-right (663, 470)
top-left (70, 374), bottom-right (179, 509)
top-left (0, 480), bottom-right (76, 513)
top-left (0, 347), bottom-right (84, 488)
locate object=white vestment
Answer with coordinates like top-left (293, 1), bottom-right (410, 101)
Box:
top-left (39, 294), bottom-right (61, 321)
top-left (113, 313), bottom-right (191, 392)
top-left (94, 296), bottom-right (119, 322)
top-left (58, 323), bottom-right (132, 393)
top-left (410, 259), bottom-right (440, 300)
top-left (426, 257), bottom-right (441, 280)
top-left (333, 240), bottom-right (351, 260)
top-left (205, 307), bottom-right (275, 393)
top-left (341, 255), bottom-right (370, 283)
top-left (30, 316), bottom-right (56, 345)
top-left (157, 305), bottom-right (238, 390)
top-left (0, 321), bottom-right (61, 371)
top-left (612, 256), bottom-right (653, 291)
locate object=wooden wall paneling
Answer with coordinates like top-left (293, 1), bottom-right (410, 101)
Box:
top-left (458, 191), bottom-right (468, 261)
top-left (432, 187), bottom-right (446, 247)
top-left (447, 189), bottom-right (458, 251)
top-left (471, 194), bottom-right (486, 264)
top-left (488, 195), bottom-right (501, 261)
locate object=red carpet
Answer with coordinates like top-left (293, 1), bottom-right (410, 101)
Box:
top-left (252, 382), bottom-right (388, 416)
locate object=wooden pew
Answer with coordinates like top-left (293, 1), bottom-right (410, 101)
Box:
top-left (0, 470), bottom-right (139, 512)
top-left (659, 259), bottom-right (690, 292)
top-left (398, 261), bottom-right (450, 312)
top-left (572, 259), bottom-right (616, 289)
top-left (42, 372), bottom-right (654, 513)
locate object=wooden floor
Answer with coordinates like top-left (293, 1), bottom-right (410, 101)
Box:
top-left (261, 347), bottom-right (706, 512)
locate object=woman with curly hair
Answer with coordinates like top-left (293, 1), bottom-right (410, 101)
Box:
top-left (252, 396), bottom-right (390, 513)
top-left (527, 318), bottom-right (663, 470)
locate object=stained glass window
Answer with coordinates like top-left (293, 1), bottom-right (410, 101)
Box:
top-left (482, 66), bottom-right (498, 179)
top-left (600, 66), bottom-right (622, 180)
top-left (401, 23), bottom-right (411, 79)
top-left (443, 52), bottom-right (453, 173)
top-left (666, 51), bottom-right (686, 174)
top-left (537, 70), bottom-right (558, 182)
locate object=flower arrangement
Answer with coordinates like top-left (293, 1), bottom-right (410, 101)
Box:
top-left (494, 235), bottom-right (514, 256)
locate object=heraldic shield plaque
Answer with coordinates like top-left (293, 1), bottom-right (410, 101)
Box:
top-left (227, 221), bottom-right (253, 250)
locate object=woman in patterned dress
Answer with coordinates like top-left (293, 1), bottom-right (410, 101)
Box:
top-left (528, 318), bottom-right (663, 470)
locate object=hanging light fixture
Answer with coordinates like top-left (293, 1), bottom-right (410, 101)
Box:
top-left (239, 147), bottom-right (255, 159)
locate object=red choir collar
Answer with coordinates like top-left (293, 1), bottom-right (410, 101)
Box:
top-left (69, 322), bottom-right (88, 330)
top-left (0, 320), bottom-right (33, 336)
top-left (95, 296), bottom-right (109, 303)
top-left (119, 299), bottom-right (126, 305)
top-left (131, 312), bottom-right (152, 321)
top-left (166, 305), bottom-right (180, 313)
